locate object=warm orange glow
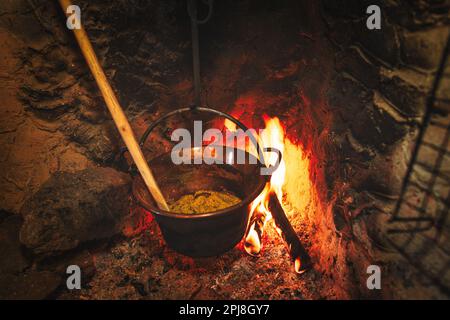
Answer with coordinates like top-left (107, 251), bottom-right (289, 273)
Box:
top-left (294, 257), bottom-right (305, 274)
top-left (224, 118), bottom-right (237, 132)
top-left (244, 226), bottom-right (261, 256)
top-left (243, 117), bottom-right (288, 256)
top-left (237, 116), bottom-right (315, 271)
top-left (260, 117), bottom-right (286, 199)
top-left (223, 113), bottom-right (316, 271)
top-left (244, 183), bottom-right (271, 255)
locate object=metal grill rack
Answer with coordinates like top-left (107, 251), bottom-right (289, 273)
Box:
top-left (387, 34), bottom-right (450, 295)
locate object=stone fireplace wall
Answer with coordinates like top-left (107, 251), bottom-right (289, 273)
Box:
top-left (323, 0), bottom-right (450, 298)
top-left (325, 0), bottom-right (449, 196)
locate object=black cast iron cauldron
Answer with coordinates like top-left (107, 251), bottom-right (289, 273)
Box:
top-left (131, 107), bottom-right (279, 257)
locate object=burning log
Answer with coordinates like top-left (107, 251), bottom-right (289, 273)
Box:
top-left (268, 191), bottom-right (311, 274)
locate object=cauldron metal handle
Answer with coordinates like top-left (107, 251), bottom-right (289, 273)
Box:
top-left (139, 106), bottom-right (281, 172)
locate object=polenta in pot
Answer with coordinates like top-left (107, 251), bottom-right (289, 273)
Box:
top-left (169, 190), bottom-right (241, 214)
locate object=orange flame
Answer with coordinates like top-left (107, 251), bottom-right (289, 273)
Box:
top-left (224, 118), bottom-right (237, 132)
top-left (294, 257), bottom-right (304, 274)
top-left (260, 117), bottom-right (286, 199)
top-left (224, 114), bottom-right (313, 273)
top-left (243, 117), bottom-right (286, 256)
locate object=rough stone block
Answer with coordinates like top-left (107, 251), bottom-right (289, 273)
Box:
top-left (380, 69), bottom-right (429, 116)
top-left (350, 100), bottom-right (408, 152)
top-left (335, 46), bottom-right (380, 89)
top-left (20, 167), bottom-right (131, 256)
top-left (400, 27), bottom-right (450, 71)
top-left (327, 73), bottom-right (373, 124)
top-left (354, 18), bottom-right (401, 67)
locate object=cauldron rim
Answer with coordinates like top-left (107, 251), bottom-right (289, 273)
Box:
top-left (132, 154), bottom-right (269, 219)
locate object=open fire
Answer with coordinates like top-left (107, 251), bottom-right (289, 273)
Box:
top-left (224, 116), bottom-right (313, 273)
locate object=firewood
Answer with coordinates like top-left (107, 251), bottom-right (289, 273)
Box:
top-left (268, 191), bottom-right (311, 273)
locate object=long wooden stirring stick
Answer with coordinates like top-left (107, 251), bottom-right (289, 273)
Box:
top-left (59, 0), bottom-right (169, 211)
